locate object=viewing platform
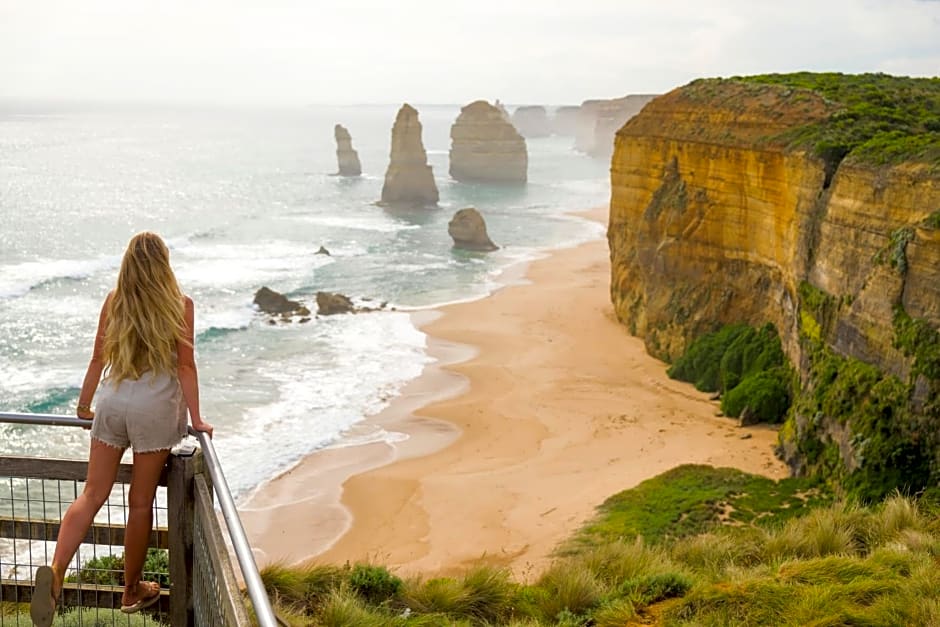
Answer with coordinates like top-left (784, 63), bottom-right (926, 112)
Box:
top-left (0, 412), bottom-right (278, 627)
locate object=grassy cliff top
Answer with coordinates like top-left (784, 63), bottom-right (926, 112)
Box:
top-left (733, 72), bottom-right (940, 167)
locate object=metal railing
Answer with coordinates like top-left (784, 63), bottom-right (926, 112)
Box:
top-left (0, 412), bottom-right (277, 627)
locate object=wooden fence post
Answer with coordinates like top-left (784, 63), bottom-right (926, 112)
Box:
top-left (167, 448), bottom-right (199, 626)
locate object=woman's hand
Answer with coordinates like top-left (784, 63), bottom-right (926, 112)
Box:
top-left (192, 419), bottom-right (214, 439)
top-left (76, 407), bottom-right (94, 429)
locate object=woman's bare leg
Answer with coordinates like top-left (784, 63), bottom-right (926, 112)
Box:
top-left (51, 439), bottom-right (124, 596)
top-left (122, 448), bottom-right (170, 605)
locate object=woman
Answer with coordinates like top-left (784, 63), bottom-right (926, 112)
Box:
top-left (31, 232), bottom-right (214, 624)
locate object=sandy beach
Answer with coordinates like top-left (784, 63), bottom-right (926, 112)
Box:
top-left (241, 207), bottom-right (788, 579)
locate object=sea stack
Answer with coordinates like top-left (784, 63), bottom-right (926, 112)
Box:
top-left (334, 124), bottom-right (361, 176)
top-left (448, 208), bottom-right (498, 251)
top-left (512, 105), bottom-right (551, 138)
top-left (552, 105), bottom-right (580, 136)
top-left (576, 94), bottom-right (657, 158)
top-left (449, 100), bottom-right (527, 183)
top-left (380, 104), bottom-right (439, 206)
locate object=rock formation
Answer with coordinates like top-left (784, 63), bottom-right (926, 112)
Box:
top-left (380, 104), bottom-right (439, 206)
top-left (576, 94), bottom-right (656, 158)
top-left (334, 124), bottom-right (361, 176)
top-left (448, 208), bottom-right (498, 251)
top-left (316, 291), bottom-right (356, 315)
top-left (512, 105), bottom-right (551, 138)
top-left (607, 76), bottom-right (940, 494)
top-left (449, 100), bottom-right (527, 183)
top-left (254, 287), bottom-right (310, 318)
top-left (552, 105), bottom-right (580, 136)
top-left (315, 246), bottom-right (330, 255)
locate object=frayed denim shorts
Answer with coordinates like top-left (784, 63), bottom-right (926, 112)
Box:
top-left (91, 373), bottom-right (187, 453)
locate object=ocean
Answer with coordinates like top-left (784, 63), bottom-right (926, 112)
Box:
top-left (0, 102), bottom-right (609, 498)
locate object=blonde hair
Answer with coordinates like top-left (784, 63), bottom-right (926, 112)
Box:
top-left (103, 232), bottom-right (187, 383)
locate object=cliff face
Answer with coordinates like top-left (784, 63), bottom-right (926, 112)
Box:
top-left (512, 105), bottom-right (551, 138)
top-left (450, 100), bottom-right (527, 183)
top-left (609, 79), bottom-right (940, 486)
top-left (577, 94), bottom-right (657, 158)
top-left (381, 104), bottom-right (439, 206)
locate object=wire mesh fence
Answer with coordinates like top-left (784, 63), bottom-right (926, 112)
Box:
top-left (0, 413), bottom-right (275, 627)
top-left (0, 459), bottom-right (170, 626)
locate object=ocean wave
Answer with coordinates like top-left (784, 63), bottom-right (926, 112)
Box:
top-left (213, 311), bottom-right (431, 497)
top-left (290, 214), bottom-right (422, 233)
top-left (0, 255), bottom-right (120, 300)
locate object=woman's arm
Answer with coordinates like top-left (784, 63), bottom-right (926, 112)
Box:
top-left (177, 296), bottom-right (213, 437)
top-left (76, 293), bottom-right (111, 421)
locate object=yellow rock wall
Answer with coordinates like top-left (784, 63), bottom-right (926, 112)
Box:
top-left (608, 80), bottom-right (940, 379)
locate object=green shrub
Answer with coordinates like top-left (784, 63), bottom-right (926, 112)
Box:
top-left (720, 368), bottom-right (791, 423)
top-left (66, 548), bottom-right (169, 588)
top-left (669, 323), bottom-right (791, 424)
top-left (348, 563), bottom-right (402, 604)
top-left (533, 563), bottom-right (605, 620)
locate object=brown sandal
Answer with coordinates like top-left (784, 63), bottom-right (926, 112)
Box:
top-left (120, 580), bottom-right (161, 614)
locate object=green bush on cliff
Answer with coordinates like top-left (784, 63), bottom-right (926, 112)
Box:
top-left (721, 368), bottom-right (791, 423)
top-left (737, 72), bottom-right (940, 166)
top-left (787, 335), bottom-right (937, 502)
top-left (668, 323), bottom-right (791, 423)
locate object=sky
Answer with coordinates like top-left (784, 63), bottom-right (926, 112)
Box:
top-left (1, 0), bottom-right (939, 106)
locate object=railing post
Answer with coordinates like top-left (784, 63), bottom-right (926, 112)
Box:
top-left (167, 448), bottom-right (199, 627)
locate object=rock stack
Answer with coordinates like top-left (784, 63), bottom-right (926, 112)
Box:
top-left (576, 94), bottom-right (657, 158)
top-left (449, 100), bottom-right (527, 183)
top-left (552, 105), bottom-right (580, 136)
top-left (334, 124), bottom-right (361, 176)
top-left (448, 208), bottom-right (498, 251)
top-left (512, 105), bottom-right (551, 138)
top-left (380, 104), bottom-right (439, 206)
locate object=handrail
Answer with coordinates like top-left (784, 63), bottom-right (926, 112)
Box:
top-left (0, 411), bottom-right (277, 626)
top-left (188, 426), bottom-right (277, 627)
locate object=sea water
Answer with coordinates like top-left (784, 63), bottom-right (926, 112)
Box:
top-left (0, 102), bottom-right (609, 498)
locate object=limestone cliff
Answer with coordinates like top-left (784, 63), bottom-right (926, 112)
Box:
top-left (552, 105), bottom-right (580, 136)
top-left (512, 105), bottom-right (551, 138)
top-left (608, 76), bottom-right (940, 493)
top-left (449, 100), bottom-right (527, 183)
top-left (381, 104), bottom-right (439, 206)
top-left (576, 94), bottom-right (657, 158)
top-left (334, 124), bottom-right (362, 176)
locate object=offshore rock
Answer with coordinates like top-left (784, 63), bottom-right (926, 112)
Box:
top-left (552, 105), bottom-right (580, 136)
top-left (254, 287), bottom-right (310, 317)
top-left (334, 124), bottom-right (362, 176)
top-left (448, 208), bottom-right (498, 251)
top-left (512, 105), bottom-right (551, 138)
top-left (380, 104), bottom-right (439, 206)
top-left (316, 291), bottom-right (356, 315)
top-left (576, 94), bottom-right (657, 158)
top-left (449, 100), bottom-right (527, 183)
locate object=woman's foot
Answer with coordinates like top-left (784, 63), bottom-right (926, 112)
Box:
top-left (120, 580), bottom-right (161, 614)
top-left (30, 565), bottom-right (57, 627)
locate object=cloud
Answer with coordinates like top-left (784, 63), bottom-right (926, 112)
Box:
top-left (0, 0), bottom-right (938, 104)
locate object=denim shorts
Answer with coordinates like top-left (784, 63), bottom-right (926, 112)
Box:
top-left (91, 373), bottom-right (187, 453)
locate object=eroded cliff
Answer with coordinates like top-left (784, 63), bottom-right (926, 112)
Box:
top-left (609, 76), bottom-right (940, 495)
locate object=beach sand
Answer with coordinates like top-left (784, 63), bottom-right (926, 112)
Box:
top-left (241, 207), bottom-right (788, 579)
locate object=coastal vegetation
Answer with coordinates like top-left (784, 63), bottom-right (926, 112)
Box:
top-left (254, 465), bottom-right (940, 626)
top-left (666, 323), bottom-right (791, 423)
top-left (737, 72), bottom-right (940, 167)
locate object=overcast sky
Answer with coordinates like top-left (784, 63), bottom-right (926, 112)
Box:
top-left (1, 0), bottom-right (939, 105)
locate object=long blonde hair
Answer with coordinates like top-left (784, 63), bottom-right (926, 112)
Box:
top-left (103, 232), bottom-right (187, 382)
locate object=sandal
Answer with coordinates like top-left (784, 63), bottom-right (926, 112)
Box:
top-left (120, 580), bottom-right (162, 614)
top-left (30, 565), bottom-right (56, 627)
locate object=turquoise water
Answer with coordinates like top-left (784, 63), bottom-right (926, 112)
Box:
top-left (0, 103), bottom-right (608, 496)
